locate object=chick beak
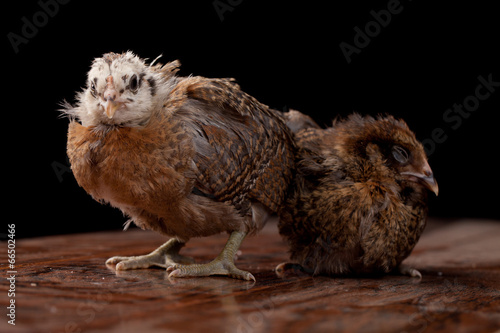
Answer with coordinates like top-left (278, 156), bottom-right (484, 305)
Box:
top-left (401, 161), bottom-right (439, 196)
top-left (103, 75), bottom-right (120, 119)
top-left (421, 172), bottom-right (439, 196)
top-left (103, 98), bottom-right (119, 119)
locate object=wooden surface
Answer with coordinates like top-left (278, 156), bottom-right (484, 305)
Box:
top-left (1, 218), bottom-right (499, 333)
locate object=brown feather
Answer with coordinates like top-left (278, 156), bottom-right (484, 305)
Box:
top-left (279, 114), bottom-right (435, 276)
top-left (67, 54), bottom-right (296, 243)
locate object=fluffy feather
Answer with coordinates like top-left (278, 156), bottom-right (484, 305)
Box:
top-left (63, 52), bottom-right (295, 280)
top-left (278, 113), bottom-right (438, 277)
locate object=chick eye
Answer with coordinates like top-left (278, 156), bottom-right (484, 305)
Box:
top-left (89, 78), bottom-right (98, 98)
top-left (128, 74), bottom-right (139, 93)
top-left (392, 145), bottom-right (409, 164)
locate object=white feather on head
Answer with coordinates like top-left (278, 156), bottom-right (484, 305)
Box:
top-left (61, 51), bottom-right (180, 128)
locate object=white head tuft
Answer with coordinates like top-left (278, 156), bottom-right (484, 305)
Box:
top-left (62, 51), bottom-right (179, 127)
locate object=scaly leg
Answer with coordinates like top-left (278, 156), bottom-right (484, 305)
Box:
top-left (106, 238), bottom-right (194, 270)
top-left (167, 231), bottom-right (255, 281)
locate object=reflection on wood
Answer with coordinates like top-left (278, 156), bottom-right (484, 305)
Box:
top-left (1, 218), bottom-right (499, 332)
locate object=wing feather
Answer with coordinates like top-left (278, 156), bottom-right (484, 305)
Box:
top-left (175, 77), bottom-right (295, 214)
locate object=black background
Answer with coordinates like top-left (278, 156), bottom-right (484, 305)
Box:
top-left (5, 0), bottom-right (499, 238)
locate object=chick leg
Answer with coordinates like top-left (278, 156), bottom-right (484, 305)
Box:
top-left (167, 231), bottom-right (255, 281)
top-left (106, 238), bottom-right (194, 270)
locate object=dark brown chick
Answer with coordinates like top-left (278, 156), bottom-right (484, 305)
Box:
top-left (277, 114), bottom-right (438, 278)
top-left (63, 52), bottom-right (295, 281)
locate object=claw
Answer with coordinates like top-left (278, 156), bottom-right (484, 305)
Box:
top-left (398, 264), bottom-right (422, 279)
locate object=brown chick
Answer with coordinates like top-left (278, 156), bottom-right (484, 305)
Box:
top-left (277, 114), bottom-right (438, 278)
top-left (61, 52), bottom-right (295, 281)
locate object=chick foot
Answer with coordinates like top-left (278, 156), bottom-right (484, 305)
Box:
top-left (167, 231), bottom-right (255, 281)
top-left (398, 264), bottom-right (422, 278)
top-left (275, 262), bottom-right (310, 277)
top-left (168, 260), bottom-right (255, 281)
top-left (106, 238), bottom-right (194, 270)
